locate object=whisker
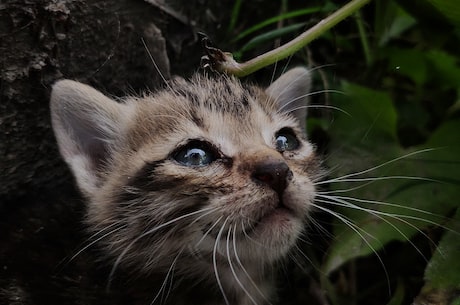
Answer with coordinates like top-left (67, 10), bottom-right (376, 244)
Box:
top-left (108, 207), bottom-right (215, 288)
top-left (305, 215), bottom-right (333, 240)
top-left (288, 104), bottom-right (350, 116)
top-left (316, 196), bottom-right (433, 261)
top-left (188, 206), bottom-right (220, 227)
top-left (279, 89), bottom-right (346, 114)
top-left (290, 244), bottom-right (324, 276)
top-left (271, 68), bottom-right (310, 107)
top-left (318, 194), bottom-right (458, 239)
top-left (316, 175), bottom-right (439, 186)
top-left (310, 202), bottom-right (391, 292)
top-left (240, 220), bottom-right (267, 248)
top-left (226, 225), bottom-right (258, 305)
top-left (269, 60), bottom-right (279, 86)
top-left (288, 251), bottom-right (310, 275)
top-left (69, 222), bottom-right (127, 263)
top-left (322, 195), bottom-right (451, 221)
top-left (321, 148), bottom-right (440, 183)
top-left (149, 250), bottom-right (182, 305)
top-left (232, 225), bottom-right (272, 305)
top-left (141, 37), bottom-right (171, 90)
top-left (195, 215), bottom-right (223, 248)
top-left (213, 217), bottom-right (230, 305)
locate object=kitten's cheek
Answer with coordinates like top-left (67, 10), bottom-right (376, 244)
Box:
top-left (283, 192), bottom-right (312, 217)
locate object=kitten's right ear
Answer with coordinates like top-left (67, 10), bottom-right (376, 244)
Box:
top-left (50, 80), bottom-right (133, 197)
top-left (266, 67), bottom-right (311, 127)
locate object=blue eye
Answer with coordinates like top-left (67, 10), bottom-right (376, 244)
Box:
top-left (275, 129), bottom-right (300, 152)
top-left (173, 141), bottom-right (217, 167)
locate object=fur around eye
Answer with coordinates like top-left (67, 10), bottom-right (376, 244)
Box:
top-left (173, 140), bottom-right (218, 167)
top-left (275, 128), bottom-right (300, 152)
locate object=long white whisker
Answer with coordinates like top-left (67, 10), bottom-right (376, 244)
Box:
top-left (319, 194), bottom-right (458, 239)
top-left (141, 37), bottom-right (171, 90)
top-left (195, 215), bottom-right (223, 248)
top-left (108, 207), bottom-right (214, 288)
top-left (321, 195), bottom-right (448, 220)
top-left (322, 149), bottom-right (440, 184)
top-left (226, 225), bottom-right (258, 305)
top-left (232, 225), bottom-right (272, 305)
top-left (316, 178), bottom-right (415, 195)
top-left (291, 244), bottom-right (324, 275)
top-left (272, 68), bottom-right (310, 107)
top-left (269, 60), bottom-right (279, 86)
top-left (189, 207), bottom-right (220, 227)
top-left (240, 221), bottom-right (267, 248)
top-left (214, 217), bottom-right (230, 305)
top-left (305, 214), bottom-right (333, 239)
top-left (149, 250), bottom-right (182, 305)
top-left (286, 104), bottom-right (351, 116)
top-left (311, 202), bottom-right (391, 292)
top-left (69, 222), bottom-right (127, 262)
top-left (315, 196), bottom-right (432, 261)
top-left (316, 175), bottom-right (439, 186)
top-left (279, 90), bottom-right (346, 112)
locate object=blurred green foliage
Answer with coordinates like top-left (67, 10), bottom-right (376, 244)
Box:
top-left (226, 0), bottom-right (460, 304)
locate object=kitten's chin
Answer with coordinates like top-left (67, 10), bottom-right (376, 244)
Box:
top-left (244, 204), bottom-right (304, 262)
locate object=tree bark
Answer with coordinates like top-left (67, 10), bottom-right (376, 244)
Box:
top-left (0, 0), bottom-right (228, 202)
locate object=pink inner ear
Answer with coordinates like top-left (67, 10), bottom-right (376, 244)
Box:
top-left (50, 79), bottom-right (127, 195)
top-left (61, 111), bottom-right (111, 173)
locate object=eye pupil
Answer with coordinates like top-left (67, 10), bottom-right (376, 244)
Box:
top-left (275, 129), bottom-right (300, 152)
top-left (188, 149), bottom-right (206, 163)
top-left (276, 136), bottom-right (288, 150)
top-left (173, 141), bottom-right (217, 167)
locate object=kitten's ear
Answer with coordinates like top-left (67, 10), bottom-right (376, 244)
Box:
top-left (266, 67), bottom-right (311, 126)
top-left (50, 80), bottom-right (133, 197)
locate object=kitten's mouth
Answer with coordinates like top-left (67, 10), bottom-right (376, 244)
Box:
top-left (201, 196), bottom-right (297, 240)
top-left (244, 197), bottom-right (295, 235)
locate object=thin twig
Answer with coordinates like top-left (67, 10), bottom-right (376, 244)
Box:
top-left (203, 0), bottom-right (372, 77)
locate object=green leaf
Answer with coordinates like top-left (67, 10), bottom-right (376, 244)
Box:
top-left (322, 82), bottom-right (460, 275)
top-left (386, 47), bottom-right (428, 85)
top-left (231, 4), bottom-right (337, 43)
top-left (378, 9), bottom-right (417, 46)
top-left (425, 50), bottom-right (460, 89)
top-left (239, 23), bottom-right (307, 54)
top-left (424, 208), bottom-right (460, 287)
top-left (426, 0), bottom-right (460, 27)
top-left (330, 82), bottom-right (398, 141)
top-left (386, 279), bottom-right (405, 305)
top-left (228, 0), bottom-right (243, 34)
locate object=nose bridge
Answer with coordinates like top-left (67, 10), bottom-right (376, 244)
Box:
top-left (239, 146), bottom-right (284, 170)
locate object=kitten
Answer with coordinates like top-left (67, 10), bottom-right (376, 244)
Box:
top-left (50, 67), bottom-right (321, 305)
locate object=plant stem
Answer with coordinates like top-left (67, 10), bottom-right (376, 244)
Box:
top-left (219, 0), bottom-right (372, 77)
top-left (355, 10), bottom-right (373, 66)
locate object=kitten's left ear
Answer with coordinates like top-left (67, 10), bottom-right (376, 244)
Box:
top-left (50, 80), bottom-right (133, 197)
top-left (266, 67), bottom-right (311, 125)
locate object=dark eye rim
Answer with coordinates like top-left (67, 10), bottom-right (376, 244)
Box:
top-left (275, 127), bottom-right (301, 152)
top-left (170, 139), bottom-right (221, 167)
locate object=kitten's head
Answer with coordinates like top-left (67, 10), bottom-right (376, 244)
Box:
top-left (50, 68), bottom-right (320, 273)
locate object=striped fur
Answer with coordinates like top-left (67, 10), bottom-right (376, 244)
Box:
top-left (50, 68), bottom-right (319, 305)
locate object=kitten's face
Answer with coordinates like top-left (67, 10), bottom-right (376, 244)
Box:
top-left (50, 68), bottom-right (319, 273)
